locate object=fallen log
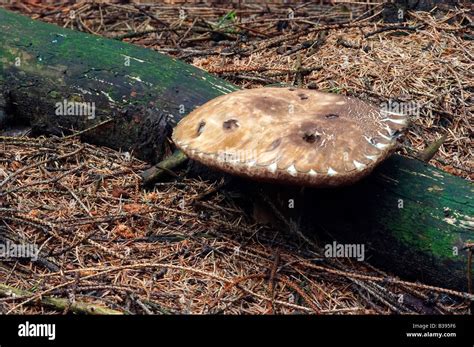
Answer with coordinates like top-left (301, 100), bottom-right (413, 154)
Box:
top-left (0, 8), bottom-right (472, 292)
top-left (382, 0), bottom-right (462, 23)
top-left (0, 283), bottom-right (123, 315)
top-left (0, 8), bottom-right (238, 164)
top-left (253, 155), bottom-right (473, 291)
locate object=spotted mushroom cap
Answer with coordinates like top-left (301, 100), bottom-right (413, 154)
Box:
top-left (172, 87), bottom-right (407, 187)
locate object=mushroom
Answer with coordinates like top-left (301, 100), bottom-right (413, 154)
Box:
top-left (172, 87), bottom-right (408, 187)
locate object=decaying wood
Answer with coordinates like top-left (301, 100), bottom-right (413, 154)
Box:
top-left (0, 283), bottom-right (123, 315)
top-left (249, 155), bottom-right (473, 291)
top-left (0, 8), bottom-right (238, 164)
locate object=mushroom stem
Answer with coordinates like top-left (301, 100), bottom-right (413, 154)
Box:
top-left (140, 150), bottom-right (188, 186)
top-left (416, 133), bottom-right (447, 162)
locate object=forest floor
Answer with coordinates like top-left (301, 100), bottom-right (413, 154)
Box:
top-left (0, 1), bottom-right (472, 314)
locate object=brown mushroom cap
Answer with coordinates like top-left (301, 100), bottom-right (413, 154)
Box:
top-left (172, 87), bottom-right (408, 186)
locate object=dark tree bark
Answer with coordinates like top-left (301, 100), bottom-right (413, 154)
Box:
top-left (383, 0), bottom-right (461, 23)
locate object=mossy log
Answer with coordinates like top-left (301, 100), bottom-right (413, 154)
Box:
top-left (255, 155), bottom-right (473, 291)
top-left (0, 8), bottom-right (472, 292)
top-left (0, 283), bottom-right (123, 314)
top-left (0, 8), bottom-right (237, 163)
top-left (382, 0), bottom-right (461, 23)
